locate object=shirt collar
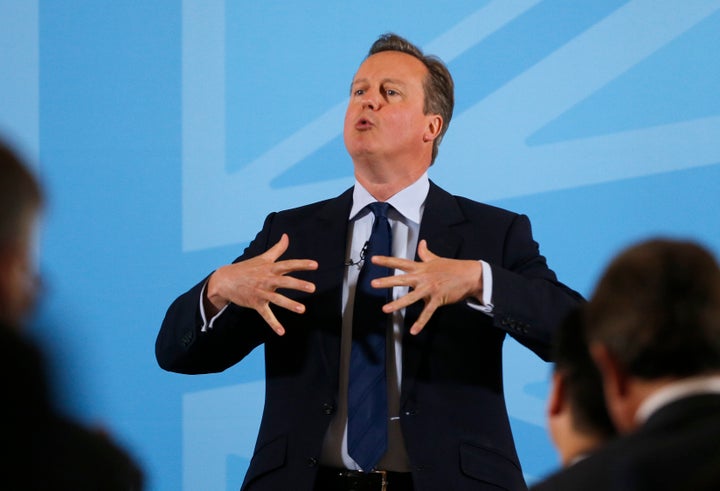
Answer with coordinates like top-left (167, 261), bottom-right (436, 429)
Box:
top-left (636, 374), bottom-right (720, 424)
top-left (349, 173), bottom-right (429, 224)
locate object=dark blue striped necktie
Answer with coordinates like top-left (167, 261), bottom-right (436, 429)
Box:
top-left (347, 201), bottom-right (392, 471)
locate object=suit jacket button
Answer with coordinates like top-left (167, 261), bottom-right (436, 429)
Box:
top-left (322, 403), bottom-right (335, 415)
top-left (307, 457), bottom-right (318, 467)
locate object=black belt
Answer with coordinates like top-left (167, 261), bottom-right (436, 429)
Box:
top-left (315, 466), bottom-right (413, 491)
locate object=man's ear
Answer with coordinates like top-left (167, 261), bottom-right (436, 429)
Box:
top-left (590, 343), bottom-right (629, 399)
top-left (590, 342), bottom-right (639, 432)
top-left (423, 114), bottom-right (443, 142)
top-left (0, 245), bottom-right (24, 326)
top-left (548, 371), bottom-right (566, 416)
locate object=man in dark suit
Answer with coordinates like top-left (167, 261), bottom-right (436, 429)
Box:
top-left (531, 238), bottom-right (720, 491)
top-left (156, 33), bottom-right (583, 491)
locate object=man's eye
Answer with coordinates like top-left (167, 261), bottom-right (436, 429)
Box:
top-left (386, 89), bottom-right (399, 97)
top-left (353, 89), bottom-right (365, 96)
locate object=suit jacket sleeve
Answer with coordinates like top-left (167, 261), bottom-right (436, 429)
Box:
top-left (155, 213), bottom-right (279, 374)
top-left (486, 212), bottom-right (584, 361)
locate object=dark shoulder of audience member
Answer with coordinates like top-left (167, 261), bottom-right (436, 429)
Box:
top-left (1, 324), bottom-right (144, 490)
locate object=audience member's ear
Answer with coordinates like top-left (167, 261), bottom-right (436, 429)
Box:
top-left (0, 247), bottom-right (20, 325)
top-left (548, 371), bottom-right (566, 416)
top-left (590, 343), bottom-right (628, 395)
top-left (590, 343), bottom-right (633, 432)
top-left (0, 243), bottom-right (34, 329)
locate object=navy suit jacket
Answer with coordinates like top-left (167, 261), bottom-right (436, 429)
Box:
top-left (157, 181), bottom-right (583, 491)
top-left (530, 393), bottom-right (720, 491)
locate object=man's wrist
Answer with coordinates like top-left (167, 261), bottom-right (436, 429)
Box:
top-left (205, 270), bottom-right (229, 313)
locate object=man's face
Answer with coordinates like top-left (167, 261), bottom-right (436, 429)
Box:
top-left (343, 50), bottom-right (436, 167)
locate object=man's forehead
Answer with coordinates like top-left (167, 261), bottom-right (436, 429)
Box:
top-left (351, 51), bottom-right (427, 83)
top-left (351, 77), bottom-right (407, 87)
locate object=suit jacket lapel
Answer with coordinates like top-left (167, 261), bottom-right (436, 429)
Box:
top-left (401, 181), bottom-right (466, 405)
top-left (312, 187), bottom-right (354, 392)
top-left (417, 181), bottom-right (465, 258)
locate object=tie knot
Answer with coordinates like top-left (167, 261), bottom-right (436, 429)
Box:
top-left (367, 201), bottom-right (390, 220)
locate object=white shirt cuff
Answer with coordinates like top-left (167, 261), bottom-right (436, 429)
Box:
top-left (466, 260), bottom-right (494, 315)
top-left (199, 280), bottom-right (229, 332)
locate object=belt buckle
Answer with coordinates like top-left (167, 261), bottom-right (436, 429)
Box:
top-left (370, 469), bottom-right (388, 491)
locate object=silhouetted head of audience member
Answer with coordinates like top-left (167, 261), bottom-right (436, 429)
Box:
top-left (585, 238), bottom-right (720, 433)
top-left (0, 139), bottom-right (44, 329)
top-left (547, 306), bottom-right (617, 466)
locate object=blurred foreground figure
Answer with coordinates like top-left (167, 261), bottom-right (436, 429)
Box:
top-left (532, 238), bottom-right (720, 491)
top-left (0, 138), bottom-right (144, 490)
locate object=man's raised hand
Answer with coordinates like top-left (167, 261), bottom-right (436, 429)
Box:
top-left (205, 233), bottom-right (318, 335)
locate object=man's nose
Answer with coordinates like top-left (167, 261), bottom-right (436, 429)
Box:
top-left (361, 93), bottom-right (380, 110)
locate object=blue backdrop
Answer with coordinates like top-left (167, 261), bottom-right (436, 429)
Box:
top-left (2, 1), bottom-right (719, 490)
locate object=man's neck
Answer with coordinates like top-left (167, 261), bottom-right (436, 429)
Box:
top-left (562, 434), bottom-right (603, 467)
top-left (354, 161), bottom-right (430, 202)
